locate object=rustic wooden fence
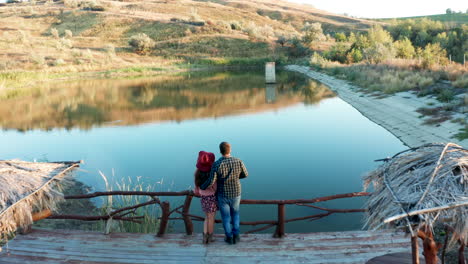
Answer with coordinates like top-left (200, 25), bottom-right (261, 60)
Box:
top-left (48, 191), bottom-right (371, 238)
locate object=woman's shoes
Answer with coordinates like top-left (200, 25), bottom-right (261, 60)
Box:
top-left (203, 233), bottom-right (215, 244)
top-left (208, 233), bottom-right (215, 242)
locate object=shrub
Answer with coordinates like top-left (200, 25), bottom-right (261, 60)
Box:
top-left (347, 48), bottom-right (363, 63)
top-left (302, 22), bottom-right (325, 45)
top-left (437, 89), bottom-right (455, 102)
top-left (51, 58), bottom-right (66, 66)
top-left (335, 32), bottom-right (347, 42)
top-left (129, 33), bottom-right (155, 55)
top-left (104, 44), bottom-right (116, 57)
top-left (324, 43), bottom-right (349, 64)
top-left (30, 54), bottom-right (46, 67)
top-left (453, 75), bottom-right (468, 88)
top-left (51, 28), bottom-right (59, 39)
top-left (363, 43), bottom-right (395, 63)
top-left (64, 30), bottom-right (73, 39)
top-left (276, 35), bottom-right (287, 47)
top-left (64, 0), bottom-right (79, 8)
top-left (230, 21), bottom-right (242, 31)
top-left (309, 52), bottom-right (328, 69)
top-left (56, 38), bottom-right (73, 50)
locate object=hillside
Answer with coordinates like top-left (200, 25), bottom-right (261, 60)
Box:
top-left (0, 0), bottom-right (377, 82)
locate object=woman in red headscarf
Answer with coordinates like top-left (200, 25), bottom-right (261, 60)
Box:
top-left (193, 151), bottom-right (217, 244)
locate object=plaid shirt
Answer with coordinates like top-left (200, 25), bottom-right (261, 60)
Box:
top-left (200, 156), bottom-right (248, 198)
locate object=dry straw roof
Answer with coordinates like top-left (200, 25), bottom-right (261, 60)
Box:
top-left (0, 160), bottom-right (79, 239)
top-left (363, 143), bottom-right (467, 243)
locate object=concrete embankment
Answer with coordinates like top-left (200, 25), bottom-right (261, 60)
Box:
top-left (286, 65), bottom-right (468, 148)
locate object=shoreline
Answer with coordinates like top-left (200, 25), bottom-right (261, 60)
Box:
top-left (286, 65), bottom-right (468, 148)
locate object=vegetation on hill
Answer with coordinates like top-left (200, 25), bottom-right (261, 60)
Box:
top-left (378, 12), bottom-right (468, 26)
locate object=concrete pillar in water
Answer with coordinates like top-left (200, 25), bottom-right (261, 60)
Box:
top-left (265, 62), bottom-right (276, 83)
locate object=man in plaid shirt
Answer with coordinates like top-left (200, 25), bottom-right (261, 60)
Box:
top-left (200, 142), bottom-right (248, 244)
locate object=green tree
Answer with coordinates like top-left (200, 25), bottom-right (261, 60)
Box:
top-left (302, 22), bottom-right (325, 45)
top-left (364, 43), bottom-right (395, 63)
top-left (347, 48), bottom-right (363, 63)
top-left (364, 26), bottom-right (395, 63)
top-left (347, 32), bottom-right (357, 43)
top-left (335, 32), bottom-right (347, 42)
top-left (394, 37), bottom-right (415, 59)
top-left (368, 25), bottom-right (394, 46)
top-left (433, 32), bottom-right (449, 49)
top-left (418, 43), bottom-right (448, 68)
top-left (415, 31), bottom-right (429, 47)
top-left (324, 43), bottom-right (349, 63)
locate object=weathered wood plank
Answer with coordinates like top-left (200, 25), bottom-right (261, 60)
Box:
top-left (0, 229), bottom-right (418, 263)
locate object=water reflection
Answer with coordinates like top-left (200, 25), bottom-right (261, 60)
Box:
top-left (265, 84), bottom-right (276, 104)
top-left (0, 70), bottom-right (335, 131)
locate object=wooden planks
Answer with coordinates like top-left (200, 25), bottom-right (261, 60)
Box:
top-left (0, 229), bottom-right (418, 264)
top-left (366, 252), bottom-right (426, 264)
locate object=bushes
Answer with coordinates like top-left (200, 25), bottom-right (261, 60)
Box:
top-left (129, 33), bottom-right (155, 55)
top-left (418, 43), bottom-right (448, 68)
top-left (394, 38), bottom-right (415, 59)
top-left (453, 75), bottom-right (468, 88)
top-left (324, 43), bottom-right (349, 63)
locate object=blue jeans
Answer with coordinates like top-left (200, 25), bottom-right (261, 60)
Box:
top-left (217, 195), bottom-right (240, 237)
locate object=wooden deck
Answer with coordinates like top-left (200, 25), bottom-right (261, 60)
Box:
top-left (0, 229), bottom-right (418, 264)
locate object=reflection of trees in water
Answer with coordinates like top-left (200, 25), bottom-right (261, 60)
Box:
top-left (302, 81), bottom-right (336, 105)
top-left (0, 71), bottom-right (335, 131)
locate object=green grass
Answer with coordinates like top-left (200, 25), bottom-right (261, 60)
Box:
top-left (156, 36), bottom-right (272, 58)
top-left (47, 11), bottom-right (100, 36)
top-left (257, 9), bottom-right (284, 21)
top-left (455, 125), bottom-right (468, 140)
top-left (185, 57), bottom-right (273, 66)
top-left (126, 21), bottom-right (189, 42)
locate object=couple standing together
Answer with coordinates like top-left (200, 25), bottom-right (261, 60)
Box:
top-left (193, 142), bottom-right (248, 245)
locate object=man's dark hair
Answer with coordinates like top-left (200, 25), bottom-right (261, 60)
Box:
top-left (219, 142), bottom-right (231, 155)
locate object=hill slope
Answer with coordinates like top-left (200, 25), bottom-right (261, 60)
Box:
top-left (0, 0), bottom-right (377, 77)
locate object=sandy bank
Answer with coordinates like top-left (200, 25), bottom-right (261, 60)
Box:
top-left (286, 65), bottom-right (468, 148)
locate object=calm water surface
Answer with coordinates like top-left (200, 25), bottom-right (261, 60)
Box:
top-left (0, 70), bottom-right (405, 232)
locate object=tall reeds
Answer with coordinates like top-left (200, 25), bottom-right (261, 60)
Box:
top-left (97, 171), bottom-right (161, 234)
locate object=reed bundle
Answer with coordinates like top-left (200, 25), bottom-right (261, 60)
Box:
top-left (0, 160), bottom-right (79, 239)
top-left (363, 143), bottom-right (467, 245)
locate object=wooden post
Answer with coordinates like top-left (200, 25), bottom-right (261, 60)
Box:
top-left (182, 195), bottom-right (194, 235)
top-left (418, 228), bottom-right (439, 264)
top-left (411, 235), bottom-right (420, 264)
top-left (459, 241), bottom-right (466, 264)
top-left (274, 203), bottom-right (285, 238)
top-left (157, 201), bottom-right (170, 237)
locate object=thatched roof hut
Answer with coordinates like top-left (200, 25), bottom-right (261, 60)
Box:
top-left (0, 160), bottom-right (80, 239)
top-left (363, 143), bottom-right (467, 244)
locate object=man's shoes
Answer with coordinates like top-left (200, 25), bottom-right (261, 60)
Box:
top-left (224, 236), bottom-right (233, 245)
top-left (233, 234), bottom-right (240, 244)
top-left (203, 233), bottom-right (209, 244)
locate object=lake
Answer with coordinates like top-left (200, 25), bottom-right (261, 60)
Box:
top-left (0, 69), bottom-right (405, 233)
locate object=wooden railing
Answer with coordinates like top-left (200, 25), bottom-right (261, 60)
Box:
top-left (48, 191), bottom-right (371, 238)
